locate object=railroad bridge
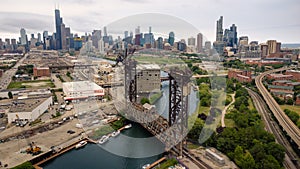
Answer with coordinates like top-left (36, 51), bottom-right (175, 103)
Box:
top-left (121, 57), bottom-right (192, 156)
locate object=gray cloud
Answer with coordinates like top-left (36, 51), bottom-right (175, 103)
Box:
top-left (0, 0), bottom-right (299, 42)
top-left (0, 12), bottom-right (52, 34)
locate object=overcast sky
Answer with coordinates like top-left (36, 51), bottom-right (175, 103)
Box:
top-left (0, 0), bottom-right (299, 43)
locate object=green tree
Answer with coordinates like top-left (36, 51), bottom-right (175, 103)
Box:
top-left (11, 162), bottom-right (35, 169)
top-left (286, 98), bottom-right (294, 105)
top-left (140, 98), bottom-right (150, 105)
top-left (265, 142), bottom-right (285, 165)
top-left (284, 109), bottom-right (299, 124)
top-left (260, 155), bottom-right (282, 169)
top-left (8, 91), bottom-right (13, 99)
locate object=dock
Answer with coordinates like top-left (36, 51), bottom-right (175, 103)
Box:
top-left (146, 157), bottom-right (167, 169)
top-left (32, 124), bottom-right (131, 169)
top-left (33, 138), bottom-right (89, 168)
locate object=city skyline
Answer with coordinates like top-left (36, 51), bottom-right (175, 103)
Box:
top-left (0, 0), bottom-right (299, 43)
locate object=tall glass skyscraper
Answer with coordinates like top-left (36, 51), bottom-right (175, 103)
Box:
top-left (216, 16), bottom-right (223, 42)
top-left (55, 9), bottom-right (62, 50)
top-left (168, 32), bottom-right (175, 46)
top-left (20, 28), bottom-right (27, 45)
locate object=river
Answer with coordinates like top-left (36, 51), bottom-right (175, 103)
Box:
top-left (41, 58), bottom-right (199, 169)
top-left (41, 123), bottom-right (164, 169)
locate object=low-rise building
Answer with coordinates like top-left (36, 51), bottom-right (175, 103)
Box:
top-left (62, 81), bottom-right (105, 101)
top-left (8, 93), bottom-right (52, 123)
top-left (295, 94), bottom-right (300, 105)
top-left (285, 70), bottom-right (300, 82)
top-left (266, 74), bottom-right (293, 81)
top-left (228, 69), bottom-right (252, 83)
top-left (268, 80), bottom-right (300, 100)
top-left (33, 67), bottom-right (50, 77)
top-left (136, 64), bottom-right (161, 94)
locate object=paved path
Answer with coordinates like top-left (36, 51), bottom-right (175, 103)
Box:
top-left (221, 92), bottom-right (235, 127)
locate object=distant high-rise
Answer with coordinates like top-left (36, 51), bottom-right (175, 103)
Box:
top-left (135, 26), bottom-right (140, 35)
top-left (224, 24), bottom-right (237, 47)
top-left (188, 37), bottom-right (196, 46)
top-left (92, 30), bottom-right (101, 49)
top-left (197, 33), bottom-right (203, 53)
top-left (103, 27), bottom-right (108, 37)
top-left (20, 28), bottom-right (27, 45)
top-left (37, 33), bottom-right (41, 43)
top-left (216, 16), bottom-right (223, 42)
top-left (205, 41), bottom-right (211, 50)
top-left (157, 37), bottom-right (163, 49)
top-left (260, 43), bottom-right (268, 59)
top-left (168, 32), bottom-right (175, 46)
top-left (239, 36), bottom-right (249, 46)
top-left (267, 40), bottom-right (281, 55)
top-left (230, 24), bottom-right (237, 47)
top-left (124, 31), bottom-right (129, 38)
top-left (55, 9), bottom-right (62, 49)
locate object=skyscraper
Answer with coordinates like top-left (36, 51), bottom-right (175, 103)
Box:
top-left (197, 33), bottom-right (203, 53)
top-left (135, 26), bottom-right (140, 35)
top-left (157, 37), bottom-right (163, 50)
top-left (168, 32), bottom-right (175, 46)
top-left (103, 27), bottom-right (108, 37)
top-left (188, 37), bottom-right (196, 46)
top-left (267, 40), bottom-right (278, 55)
top-left (216, 16), bottom-right (223, 42)
top-left (124, 31), bottom-right (129, 38)
top-left (20, 28), bottom-right (27, 45)
top-left (205, 41), bottom-right (211, 50)
top-left (230, 24), bottom-right (237, 47)
top-left (37, 33), bottom-right (41, 43)
top-left (55, 9), bottom-right (62, 49)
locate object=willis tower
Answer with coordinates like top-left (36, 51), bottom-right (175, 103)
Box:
top-left (55, 9), bottom-right (62, 50)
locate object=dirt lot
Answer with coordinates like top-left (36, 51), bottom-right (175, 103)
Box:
top-left (0, 119), bottom-right (84, 168)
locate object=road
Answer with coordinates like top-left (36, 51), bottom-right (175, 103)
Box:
top-left (0, 54), bottom-right (27, 90)
top-left (221, 92), bottom-right (235, 127)
top-left (247, 88), bottom-right (299, 169)
top-left (255, 67), bottom-right (300, 149)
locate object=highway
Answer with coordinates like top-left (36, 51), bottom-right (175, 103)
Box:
top-left (255, 67), bottom-right (300, 152)
top-left (0, 54), bottom-right (28, 90)
top-left (247, 88), bottom-right (299, 169)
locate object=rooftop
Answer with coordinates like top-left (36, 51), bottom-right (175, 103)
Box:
top-left (286, 70), bottom-right (300, 73)
top-left (63, 81), bottom-right (103, 92)
top-left (137, 64), bottom-right (160, 70)
top-left (9, 95), bottom-right (51, 113)
top-left (269, 74), bottom-right (293, 78)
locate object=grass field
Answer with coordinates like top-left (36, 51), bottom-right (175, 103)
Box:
top-left (224, 118), bottom-right (235, 128)
top-left (7, 80), bottom-right (55, 89)
top-left (248, 97), bottom-right (255, 110)
top-left (280, 105), bottom-right (300, 115)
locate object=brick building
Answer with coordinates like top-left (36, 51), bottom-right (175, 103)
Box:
top-left (228, 69), bottom-right (252, 83)
top-left (268, 80), bottom-right (300, 100)
top-left (33, 67), bottom-right (50, 77)
top-left (266, 74), bottom-right (293, 81)
top-left (296, 94), bottom-right (300, 105)
top-left (285, 70), bottom-right (300, 82)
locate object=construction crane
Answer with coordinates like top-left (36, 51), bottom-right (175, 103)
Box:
top-left (115, 47), bottom-right (136, 66)
top-left (26, 141), bottom-right (41, 155)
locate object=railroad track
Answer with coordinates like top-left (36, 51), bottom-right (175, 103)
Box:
top-left (255, 68), bottom-right (300, 149)
top-left (247, 88), bottom-right (299, 169)
top-left (182, 148), bottom-right (213, 169)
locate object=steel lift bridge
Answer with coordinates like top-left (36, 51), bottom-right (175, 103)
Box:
top-left (117, 49), bottom-right (192, 156)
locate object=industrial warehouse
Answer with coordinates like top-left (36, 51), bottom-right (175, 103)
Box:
top-left (62, 81), bottom-right (105, 101)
